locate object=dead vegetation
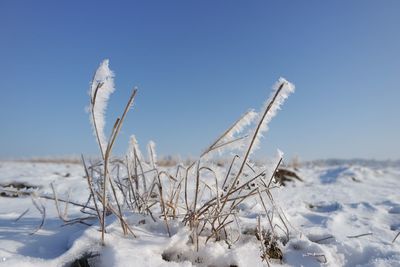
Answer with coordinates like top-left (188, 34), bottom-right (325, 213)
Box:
top-left (15, 158), bottom-right (81, 165)
top-left (73, 68), bottom-right (296, 266)
top-left (0, 182), bottom-right (40, 197)
top-left (274, 168), bottom-right (302, 186)
top-left (256, 217), bottom-right (283, 264)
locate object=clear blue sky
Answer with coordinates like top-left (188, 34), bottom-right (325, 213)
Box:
top-left (1, 0), bottom-right (399, 160)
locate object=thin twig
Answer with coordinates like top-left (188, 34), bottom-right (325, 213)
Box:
top-left (311, 235), bottom-right (334, 243)
top-left (393, 232), bottom-right (400, 243)
top-left (15, 208), bottom-right (30, 222)
top-left (347, 233), bottom-right (373, 239)
top-left (30, 196), bottom-right (46, 235)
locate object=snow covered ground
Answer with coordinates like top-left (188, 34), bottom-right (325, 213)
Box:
top-left (0, 160), bottom-right (399, 266)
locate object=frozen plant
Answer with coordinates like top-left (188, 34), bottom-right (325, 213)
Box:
top-left (88, 59), bottom-right (115, 157)
top-left (83, 59), bottom-right (296, 265)
top-left (87, 59), bottom-right (138, 244)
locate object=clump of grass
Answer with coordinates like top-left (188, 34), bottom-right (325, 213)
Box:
top-left (80, 60), bottom-right (295, 263)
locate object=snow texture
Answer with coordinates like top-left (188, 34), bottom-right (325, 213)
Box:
top-left (1, 160), bottom-right (399, 267)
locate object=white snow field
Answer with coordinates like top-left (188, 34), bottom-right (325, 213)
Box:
top-left (0, 160), bottom-right (399, 267)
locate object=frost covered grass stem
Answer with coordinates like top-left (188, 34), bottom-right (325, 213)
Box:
top-left (89, 60), bottom-right (115, 158)
top-left (221, 79), bottom-right (294, 214)
top-left (88, 59), bottom-right (138, 245)
top-left (99, 88), bottom-right (137, 244)
top-left (201, 110), bottom-right (257, 157)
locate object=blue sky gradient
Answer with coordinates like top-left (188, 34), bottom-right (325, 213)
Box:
top-left (1, 0), bottom-right (399, 160)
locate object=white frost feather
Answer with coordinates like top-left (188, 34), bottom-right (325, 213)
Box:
top-left (127, 135), bottom-right (144, 162)
top-left (264, 149), bottom-right (285, 182)
top-left (89, 59), bottom-right (115, 154)
top-left (147, 141), bottom-right (157, 168)
top-left (204, 110), bottom-right (258, 159)
top-left (218, 109), bottom-right (258, 146)
top-left (251, 77), bottom-right (295, 153)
